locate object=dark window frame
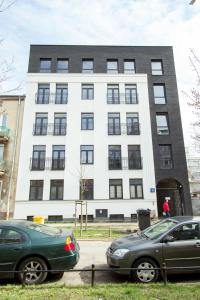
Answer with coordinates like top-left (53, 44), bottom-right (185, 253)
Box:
top-left (124, 59), bottom-right (135, 74)
top-left (151, 59), bottom-right (164, 75)
top-left (153, 84), bottom-right (166, 104)
top-left (56, 59), bottom-right (69, 73)
top-left (29, 180), bottom-right (44, 201)
top-left (156, 113), bottom-right (169, 135)
top-left (159, 144), bottom-right (173, 169)
top-left (50, 179), bottom-right (64, 200)
top-left (82, 59), bottom-right (94, 73)
top-left (80, 179), bottom-right (94, 200)
top-left (109, 179), bottom-right (123, 199)
top-left (107, 59), bottom-right (118, 74)
top-left (81, 84), bottom-right (94, 100)
top-left (39, 58), bottom-right (51, 73)
top-left (129, 179), bottom-right (144, 199)
top-left (81, 113), bottom-right (94, 130)
top-left (80, 145), bottom-right (94, 164)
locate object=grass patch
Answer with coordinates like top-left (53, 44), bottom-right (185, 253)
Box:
top-left (0, 283), bottom-right (200, 300)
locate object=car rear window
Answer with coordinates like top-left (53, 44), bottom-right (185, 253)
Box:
top-left (26, 223), bottom-right (61, 236)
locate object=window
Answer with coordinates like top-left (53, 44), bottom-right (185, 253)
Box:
top-left (0, 113), bottom-right (7, 127)
top-left (126, 113), bottom-right (139, 135)
top-left (124, 60), bottom-right (135, 74)
top-left (40, 59), bottom-right (51, 73)
top-left (50, 180), bottom-right (64, 200)
top-left (107, 60), bottom-right (118, 73)
top-left (80, 179), bottom-right (93, 200)
top-left (31, 145), bottom-right (46, 170)
top-left (151, 60), bottom-right (163, 75)
top-left (54, 113), bottom-right (67, 135)
top-left (82, 59), bottom-right (94, 73)
top-left (107, 84), bottom-right (120, 104)
top-left (36, 84), bottom-right (50, 104)
top-left (125, 85), bottom-right (137, 104)
top-left (159, 145), bottom-right (173, 169)
top-left (130, 179), bottom-right (143, 199)
top-left (82, 84), bottom-right (94, 100)
top-left (29, 180), bottom-right (44, 200)
top-left (0, 144), bottom-right (4, 161)
top-left (156, 113), bottom-right (169, 135)
top-left (108, 145), bottom-right (121, 170)
top-left (153, 84), bottom-right (166, 104)
top-left (81, 113), bottom-right (94, 130)
top-left (52, 145), bottom-right (65, 170)
top-left (0, 229), bottom-right (24, 244)
top-left (56, 59), bottom-right (68, 73)
top-left (170, 223), bottom-right (199, 241)
top-left (80, 145), bottom-right (94, 164)
top-left (55, 84), bottom-right (68, 104)
top-left (108, 113), bottom-right (121, 135)
top-left (34, 113), bottom-right (48, 135)
top-left (109, 179), bottom-right (123, 199)
top-left (128, 145), bottom-right (142, 169)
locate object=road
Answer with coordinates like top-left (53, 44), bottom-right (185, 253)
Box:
top-left (60, 240), bottom-right (127, 285)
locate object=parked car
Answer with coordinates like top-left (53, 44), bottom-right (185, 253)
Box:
top-left (0, 220), bottom-right (80, 284)
top-left (106, 216), bottom-right (200, 283)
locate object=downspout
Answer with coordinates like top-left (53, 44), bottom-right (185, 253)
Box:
top-left (6, 96), bottom-right (22, 220)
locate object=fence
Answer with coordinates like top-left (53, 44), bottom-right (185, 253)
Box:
top-left (2, 263), bottom-right (200, 287)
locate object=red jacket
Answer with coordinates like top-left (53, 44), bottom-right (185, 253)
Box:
top-left (163, 201), bottom-right (170, 212)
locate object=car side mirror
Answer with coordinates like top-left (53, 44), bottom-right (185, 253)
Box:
top-left (163, 235), bottom-right (175, 243)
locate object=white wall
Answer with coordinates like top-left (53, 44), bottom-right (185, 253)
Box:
top-left (15, 73), bottom-right (157, 219)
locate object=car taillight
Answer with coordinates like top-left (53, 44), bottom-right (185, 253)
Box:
top-left (64, 236), bottom-right (75, 251)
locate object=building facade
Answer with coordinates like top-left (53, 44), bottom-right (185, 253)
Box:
top-left (0, 95), bottom-right (25, 219)
top-left (15, 45), bottom-right (191, 220)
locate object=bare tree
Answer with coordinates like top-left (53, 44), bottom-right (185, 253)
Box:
top-left (184, 49), bottom-right (200, 147)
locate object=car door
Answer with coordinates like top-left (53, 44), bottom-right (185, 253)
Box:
top-left (162, 222), bottom-right (200, 269)
top-left (0, 227), bottom-right (29, 272)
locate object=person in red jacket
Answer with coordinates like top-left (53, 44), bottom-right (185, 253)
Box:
top-left (163, 198), bottom-right (170, 217)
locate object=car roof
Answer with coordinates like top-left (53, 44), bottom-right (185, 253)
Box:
top-left (169, 216), bottom-right (200, 223)
top-left (0, 220), bottom-right (34, 228)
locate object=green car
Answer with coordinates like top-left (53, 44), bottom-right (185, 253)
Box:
top-left (0, 220), bottom-right (79, 284)
top-left (107, 217), bottom-right (200, 283)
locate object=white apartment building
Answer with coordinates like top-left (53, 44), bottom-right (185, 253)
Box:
top-left (15, 56), bottom-right (157, 220)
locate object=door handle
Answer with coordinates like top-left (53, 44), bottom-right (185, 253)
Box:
top-left (195, 243), bottom-right (200, 248)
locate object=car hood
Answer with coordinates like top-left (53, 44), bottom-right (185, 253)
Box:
top-left (109, 232), bottom-right (148, 251)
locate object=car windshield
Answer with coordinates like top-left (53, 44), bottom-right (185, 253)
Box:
top-left (142, 219), bottom-right (178, 239)
top-left (26, 223), bottom-right (61, 236)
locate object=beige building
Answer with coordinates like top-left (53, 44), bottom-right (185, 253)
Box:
top-left (0, 95), bottom-right (25, 219)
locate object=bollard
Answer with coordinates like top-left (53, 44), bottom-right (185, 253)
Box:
top-left (162, 262), bottom-right (167, 285)
top-left (109, 227), bottom-right (111, 238)
top-left (22, 271), bottom-right (26, 288)
top-left (91, 264), bottom-right (95, 287)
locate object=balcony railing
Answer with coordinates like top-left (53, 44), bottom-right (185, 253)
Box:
top-left (160, 158), bottom-right (173, 169)
top-left (30, 158), bottom-right (65, 171)
top-left (0, 160), bottom-right (6, 175)
top-left (108, 123), bottom-right (140, 135)
top-left (108, 157), bottom-right (142, 170)
top-left (0, 126), bottom-right (10, 141)
top-left (35, 93), bottom-right (68, 104)
top-left (107, 93), bottom-right (138, 104)
top-left (33, 124), bottom-right (67, 135)
top-left (157, 126), bottom-right (169, 135)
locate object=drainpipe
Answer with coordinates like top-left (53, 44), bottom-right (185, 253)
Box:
top-left (6, 96), bottom-right (22, 220)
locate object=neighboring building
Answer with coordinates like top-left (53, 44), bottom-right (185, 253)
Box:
top-left (186, 148), bottom-right (200, 215)
top-left (0, 95), bottom-right (25, 219)
top-left (15, 45), bottom-right (192, 221)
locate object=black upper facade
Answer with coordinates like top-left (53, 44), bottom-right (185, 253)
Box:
top-left (28, 45), bottom-right (192, 215)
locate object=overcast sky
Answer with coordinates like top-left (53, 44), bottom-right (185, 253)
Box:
top-left (0, 0), bottom-right (200, 149)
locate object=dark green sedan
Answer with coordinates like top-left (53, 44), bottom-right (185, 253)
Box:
top-left (0, 220), bottom-right (79, 284)
top-left (107, 216), bottom-right (200, 283)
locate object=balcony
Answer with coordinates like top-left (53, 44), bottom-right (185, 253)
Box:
top-left (33, 124), bottom-right (67, 136)
top-left (160, 158), bottom-right (173, 169)
top-left (108, 157), bottom-right (142, 170)
top-left (0, 126), bottom-right (10, 142)
top-left (0, 160), bottom-right (6, 175)
top-left (35, 93), bottom-right (68, 104)
top-left (107, 93), bottom-right (138, 104)
top-left (30, 158), bottom-right (65, 171)
top-left (108, 123), bottom-right (140, 135)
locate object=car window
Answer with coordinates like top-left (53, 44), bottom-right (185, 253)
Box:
top-left (26, 223), bottom-right (61, 236)
top-left (143, 219), bottom-right (178, 239)
top-left (170, 223), bottom-right (199, 241)
top-left (0, 229), bottom-right (23, 244)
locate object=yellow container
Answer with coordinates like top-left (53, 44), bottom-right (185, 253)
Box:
top-left (33, 216), bottom-right (44, 224)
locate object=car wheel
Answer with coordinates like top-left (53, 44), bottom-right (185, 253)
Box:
top-left (132, 258), bottom-right (159, 283)
top-left (18, 257), bottom-right (48, 285)
top-left (49, 271), bottom-right (64, 281)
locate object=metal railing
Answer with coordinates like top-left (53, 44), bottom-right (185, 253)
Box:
top-left (30, 158), bottom-right (65, 171)
top-left (33, 124), bottom-right (67, 135)
top-left (2, 263), bottom-right (200, 287)
top-left (108, 157), bottom-right (142, 170)
top-left (35, 93), bottom-right (68, 104)
top-left (108, 123), bottom-right (140, 135)
top-left (107, 93), bottom-right (138, 104)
